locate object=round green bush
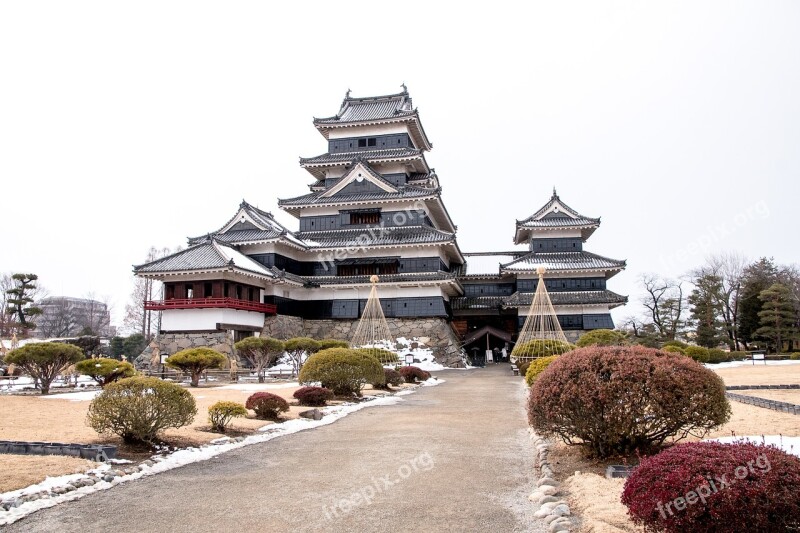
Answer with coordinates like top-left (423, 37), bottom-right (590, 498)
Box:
top-left (576, 329), bottom-right (627, 347)
top-left (208, 401), bottom-right (247, 432)
top-left (525, 355), bottom-right (558, 386)
top-left (246, 392), bottom-right (289, 420)
top-left (299, 348), bottom-right (384, 396)
top-left (512, 339), bottom-right (574, 363)
top-left (661, 345), bottom-right (685, 355)
top-left (706, 348), bottom-right (731, 364)
top-left (317, 339), bottom-right (349, 350)
top-left (355, 347), bottom-right (399, 365)
top-left (528, 346), bottom-right (730, 458)
top-left (662, 340), bottom-right (688, 350)
top-left (87, 376), bottom-right (197, 444)
top-left (684, 345), bottom-right (710, 363)
top-left (75, 357), bottom-right (135, 387)
top-left (622, 441), bottom-right (800, 532)
top-left (293, 386), bottom-right (334, 407)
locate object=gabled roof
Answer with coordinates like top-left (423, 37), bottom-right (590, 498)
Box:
top-left (312, 88), bottom-right (433, 151)
top-left (320, 159), bottom-right (398, 198)
top-left (515, 189), bottom-right (601, 243)
top-left (299, 147), bottom-right (428, 179)
top-left (503, 290), bottom-right (628, 309)
top-left (188, 200), bottom-right (306, 248)
top-left (500, 251), bottom-right (626, 276)
top-left (134, 239), bottom-right (275, 279)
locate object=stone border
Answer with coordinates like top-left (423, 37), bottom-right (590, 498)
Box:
top-left (726, 392), bottom-right (800, 416)
top-left (726, 384), bottom-right (800, 390)
top-left (528, 429), bottom-right (574, 532)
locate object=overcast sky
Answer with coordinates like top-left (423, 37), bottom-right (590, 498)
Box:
top-left (1, 1), bottom-right (798, 331)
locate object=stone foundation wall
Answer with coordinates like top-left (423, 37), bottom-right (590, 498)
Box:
top-left (260, 315), bottom-right (466, 368)
top-left (134, 331), bottom-right (234, 369)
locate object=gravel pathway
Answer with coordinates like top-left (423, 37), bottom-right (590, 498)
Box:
top-left (7, 365), bottom-right (543, 532)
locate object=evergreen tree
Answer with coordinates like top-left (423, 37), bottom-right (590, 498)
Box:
top-left (5, 273), bottom-right (43, 335)
top-left (122, 333), bottom-right (147, 362)
top-left (756, 283), bottom-right (798, 353)
top-left (688, 273), bottom-right (726, 348)
top-left (737, 258), bottom-right (779, 349)
top-left (109, 336), bottom-right (126, 359)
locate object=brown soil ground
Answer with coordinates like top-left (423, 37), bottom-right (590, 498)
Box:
top-left (552, 364), bottom-right (800, 532)
top-left (0, 456), bottom-right (98, 493)
top-left (1, 381), bottom-right (411, 494)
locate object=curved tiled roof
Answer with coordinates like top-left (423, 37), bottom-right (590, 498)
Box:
top-left (134, 239), bottom-right (274, 278)
top-left (517, 190), bottom-right (600, 226)
top-left (299, 147), bottom-right (423, 166)
top-left (503, 290), bottom-right (628, 308)
top-left (279, 186), bottom-right (438, 207)
top-left (518, 216), bottom-right (601, 228)
top-left (500, 251), bottom-right (626, 272)
top-left (313, 90), bottom-right (415, 124)
top-left (297, 225), bottom-right (455, 249)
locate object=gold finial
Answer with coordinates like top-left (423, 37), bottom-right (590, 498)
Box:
top-left (370, 275), bottom-right (380, 284)
top-left (536, 266), bottom-right (547, 277)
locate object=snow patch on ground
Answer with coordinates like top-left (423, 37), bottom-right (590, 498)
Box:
top-left (215, 382), bottom-right (299, 391)
top-left (37, 391), bottom-right (100, 402)
top-left (705, 359), bottom-right (800, 370)
top-left (0, 381), bottom-right (438, 525)
top-left (705, 435), bottom-right (800, 457)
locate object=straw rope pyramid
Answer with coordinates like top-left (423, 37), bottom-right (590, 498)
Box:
top-left (511, 266), bottom-right (571, 363)
top-left (351, 275), bottom-right (394, 354)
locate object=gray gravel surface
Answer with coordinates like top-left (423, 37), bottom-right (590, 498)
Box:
top-left (6, 364), bottom-right (544, 532)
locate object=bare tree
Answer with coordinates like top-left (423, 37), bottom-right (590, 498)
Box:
top-left (640, 274), bottom-right (686, 341)
top-left (124, 247), bottom-right (172, 339)
top-left (36, 297), bottom-right (79, 338)
top-left (696, 253), bottom-right (748, 350)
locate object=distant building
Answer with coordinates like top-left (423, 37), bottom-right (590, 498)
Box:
top-left (134, 89), bottom-right (626, 365)
top-left (35, 296), bottom-right (114, 338)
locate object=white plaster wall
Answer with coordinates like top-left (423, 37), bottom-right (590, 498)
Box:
top-left (161, 308), bottom-right (265, 331)
top-left (328, 123), bottom-right (408, 139)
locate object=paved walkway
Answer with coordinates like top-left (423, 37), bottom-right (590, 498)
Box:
top-left (8, 365), bottom-right (542, 532)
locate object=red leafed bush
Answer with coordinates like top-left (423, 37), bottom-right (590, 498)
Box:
top-left (245, 392), bottom-right (289, 420)
top-left (528, 346), bottom-right (730, 458)
top-left (622, 441), bottom-right (800, 532)
top-left (399, 366), bottom-right (431, 383)
top-left (293, 386), bottom-right (334, 407)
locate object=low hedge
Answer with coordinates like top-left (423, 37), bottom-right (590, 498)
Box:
top-left (246, 392), bottom-right (289, 420)
top-left (299, 348), bottom-right (385, 396)
top-left (622, 441), bottom-right (800, 531)
top-left (293, 386), bottom-right (334, 407)
top-left (684, 346), bottom-right (710, 363)
top-left (398, 366), bottom-right (430, 383)
top-left (524, 355), bottom-right (557, 386)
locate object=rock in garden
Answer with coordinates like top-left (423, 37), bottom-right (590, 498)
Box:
top-left (299, 408), bottom-right (323, 421)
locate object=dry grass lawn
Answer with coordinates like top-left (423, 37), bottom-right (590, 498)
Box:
top-left (0, 381), bottom-right (408, 495)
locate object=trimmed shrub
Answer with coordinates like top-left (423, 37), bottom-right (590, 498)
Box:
top-left (246, 392), bottom-right (289, 420)
top-left (576, 329), bottom-right (627, 348)
top-left (729, 351), bottom-right (749, 361)
top-left (234, 336), bottom-right (284, 383)
top-left (4, 342), bottom-right (85, 394)
top-left (356, 347), bottom-right (399, 365)
top-left (622, 441), bottom-right (800, 532)
top-left (525, 355), bottom-right (557, 386)
top-left (398, 365), bottom-right (431, 383)
top-left (87, 377), bottom-right (197, 444)
top-left (208, 401), bottom-right (247, 433)
top-left (684, 346), bottom-right (710, 363)
top-left (299, 348), bottom-right (385, 396)
top-left (75, 357), bottom-right (135, 387)
top-left (661, 345), bottom-right (685, 355)
top-left (293, 386), bottom-right (334, 407)
top-left (512, 339), bottom-right (574, 363)
top-left (707, 348), bottom-right (730, 364)
top-left (165, 347), bottom-right (227, 387)
top-left (661, 340), bottom-right (688, 350)
top-left (516, 361), bottom-right (531, 376)
top-left (528, 346), bottom-right (730, 458)
top-left (317, 339), bottom-right (349, 350)
top-left (373, 368), bottom-right (403, 390)
top-left (284, 337), bottom-right (322, 375)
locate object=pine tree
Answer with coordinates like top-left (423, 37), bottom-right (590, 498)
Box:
top-left (737, 258), bottom-right (779, 348)
top-left (688, 273), bottom-right (726, 348)
top-left (756, 283), bottom-right (798, 353)
top-left (5, 273), bottom-right (43, 335)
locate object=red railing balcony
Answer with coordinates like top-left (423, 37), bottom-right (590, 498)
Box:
top-left (144, 298), bottom-right (277, 314)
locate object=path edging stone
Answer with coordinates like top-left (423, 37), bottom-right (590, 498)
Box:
top-left (528, 428), bottom-right (574, 532)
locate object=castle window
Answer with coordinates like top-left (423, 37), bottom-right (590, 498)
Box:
top-left (204, 282), bottom-right (213, 298)
top-left (185, 284), bottom-right (194, 299)
top-left (358, 139), bottom-right (367, 147)
top-left (367, 138), bottom-right (376, 147)
top-left (349, 210), bottom-right (381, 225)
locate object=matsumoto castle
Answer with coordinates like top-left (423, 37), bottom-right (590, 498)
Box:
top-left (135, 88), bottom-right (627, 366)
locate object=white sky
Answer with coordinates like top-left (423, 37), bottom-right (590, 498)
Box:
top-left (1, 1), bottom-right (798, 330)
